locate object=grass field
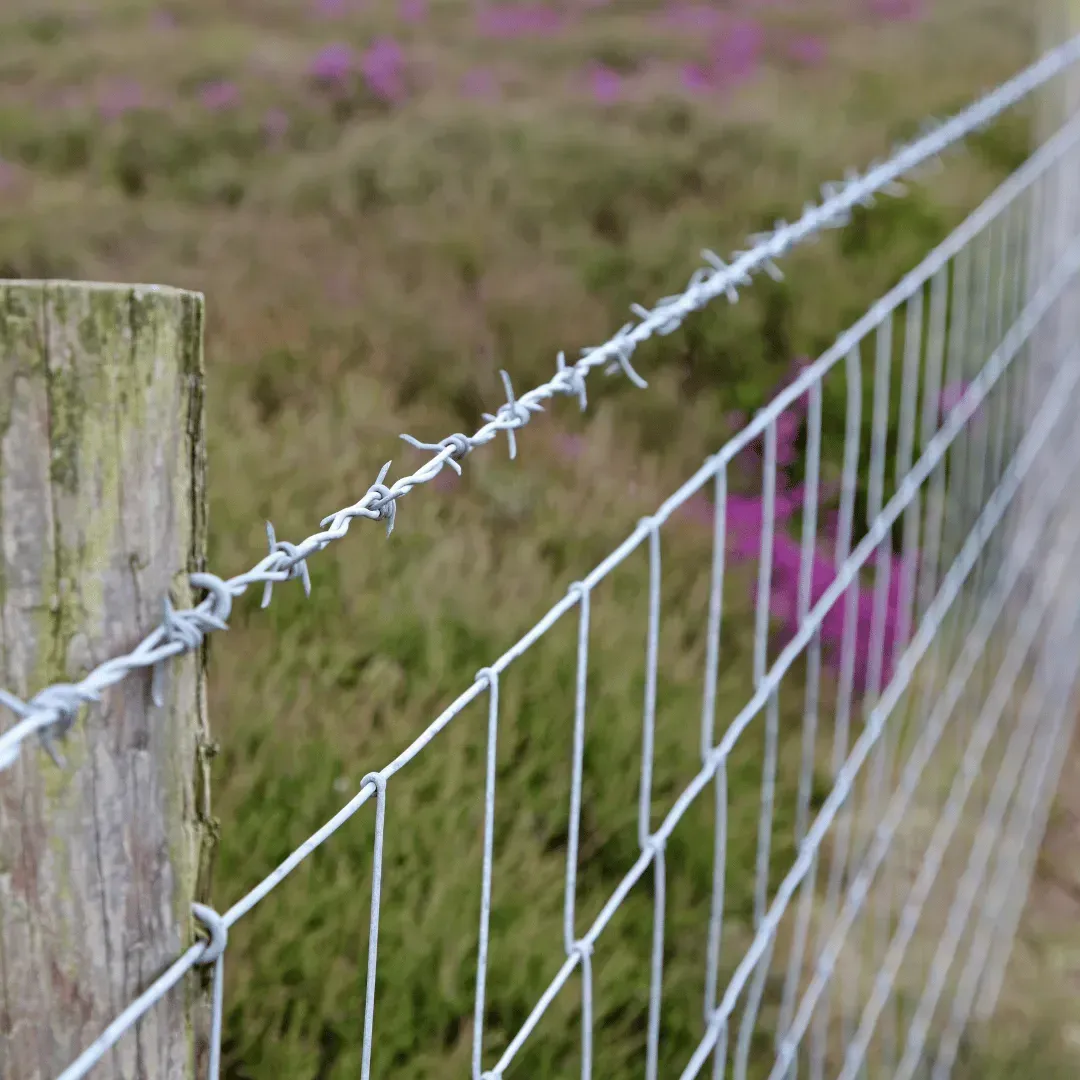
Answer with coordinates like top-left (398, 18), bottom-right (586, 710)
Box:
top-left (3, 0), bottom-right (1074, 1077)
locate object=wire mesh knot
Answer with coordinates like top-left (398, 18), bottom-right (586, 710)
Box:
top-left (261, 522), bottom-right (313, 609)
top-left (569, 939), bottom-right (594, 964)
top-left (642, 833), bottom-right (666, 860)
top-left (482, 370), bottom-right (544, 460)
top-left (361, 770), bottom-right (387, 798)
top-left (399, 431), bottom-right (474, 476)
top-left (192, 903), bottom-right (229, 965)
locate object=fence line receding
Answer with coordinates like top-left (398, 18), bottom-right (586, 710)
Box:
top-left (4, 30), bottom-right (1080, 1080)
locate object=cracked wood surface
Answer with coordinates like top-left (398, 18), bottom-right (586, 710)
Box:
top-left (0, 281), bottom-right (211, 1079)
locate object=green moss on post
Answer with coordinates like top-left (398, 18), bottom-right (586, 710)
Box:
top-left (0, 280), bottom-right (211, 1079)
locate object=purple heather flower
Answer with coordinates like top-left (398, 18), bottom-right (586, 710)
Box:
top-left (461, 67), bottom-right (499, 99)
top-left (725, 489), bottom-right (803, 562)
top-left (868, 0), bottom-right (924, 20)
top-left (681, 63), bottom-right (713, 94)
top-left (787, 34), bottom-right (827, 67)
top-left (774, 408), bottom-right (803, 468)
top-left (361, 37), bottom-right (406, 102)
top-left (98, 79), bottom-right (144, 120)
top-left (477, 4), bottom-right (567, 38)
top-left (399, 0), bottom-right (427, 21)
top-left (712, 18), bottom-right (764, 87)
top-left (150, 9), bottom-right (176, 31)
top-left (309, 42), bottom-right (358, 85)
top-left (199, 80), bottom-right (239, 111)
top-left (314, 0), bottom-right (349, 16)
top-left (588, 64), bottom-right (622, 104)
top-left (662, 4), bottom-right (725, 33)
top-left (263, 107), bottom-right (290, 144)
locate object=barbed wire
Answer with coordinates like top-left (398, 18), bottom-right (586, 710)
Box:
top-left (2, 33), bottom-right (1079, 774)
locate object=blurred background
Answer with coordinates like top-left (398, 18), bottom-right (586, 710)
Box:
top-left (4, 1), bottom-right (1079, 1077)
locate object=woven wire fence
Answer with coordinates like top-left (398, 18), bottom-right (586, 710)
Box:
top-left (12, 33), bottom-right (1080, 1080)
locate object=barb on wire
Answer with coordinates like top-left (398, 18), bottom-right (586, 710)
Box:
top-left (481, 369), bottom-right (546, 460)
top-left (3, 30), bottom-right (1080, 775)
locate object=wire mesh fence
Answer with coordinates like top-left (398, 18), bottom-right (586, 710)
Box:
top-left (5, 30), bottom-right (1080, 1080)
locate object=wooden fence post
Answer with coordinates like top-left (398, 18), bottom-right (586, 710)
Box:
top-left (0, 281), bottom-right (212, 1079)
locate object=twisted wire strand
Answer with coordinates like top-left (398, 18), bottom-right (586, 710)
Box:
top-left (2, 32), bottom-right (1079, 773)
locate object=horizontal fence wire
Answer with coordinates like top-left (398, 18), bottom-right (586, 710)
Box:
top-left (4, 32), bottom-right (1080, 774)
top-left (12, 32), bottom-right (1080, 1080)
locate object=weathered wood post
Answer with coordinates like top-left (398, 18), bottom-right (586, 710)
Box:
top-left (0, 281), bottom-right (213, 1079)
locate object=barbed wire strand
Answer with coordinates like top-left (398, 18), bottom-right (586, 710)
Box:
top-left (3, 33), bottom-right (1080, 775)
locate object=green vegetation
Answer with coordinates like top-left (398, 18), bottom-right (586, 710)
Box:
top-left (1, 1), bottom-right (1073, 1077)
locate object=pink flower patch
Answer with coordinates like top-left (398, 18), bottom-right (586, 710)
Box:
top-left (662, 3), bottom-right (726, 33)
top-left (681, 63), bottom-right (714, 94)
top-left (725, 488), bottom-right (802, 561)
top-left (786, 34), bottom-right (827, 67)
top-left (314, 0), bottom-right (350, 16)
top-left (309, 42), bottom-right (358, 86)
top-left (461, 68), bottom-right (499, 99)
top-left (693, 354), bottom-right (924, 698)
top-left (399, 0), bottom-right (427, 22)
top-left (199, 80), bottom-right (239, 111)
top-left (477, 4), bottom-right (568, 37)
top-left (774, 408), bottom-right (803, 467)
top-left (868, 0), bottom-right (924, 20)
top-left (98, 79), bottom-right (144, 120)
top-left (711, 18), bottom-right (764, 87)
top-left (587, 64), bottom-right (623, 104)
top-left (361, 38), bottom-right (407, 102)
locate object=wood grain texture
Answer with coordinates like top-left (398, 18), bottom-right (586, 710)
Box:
top-left (0, 281), bottom-right (212, 1079)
